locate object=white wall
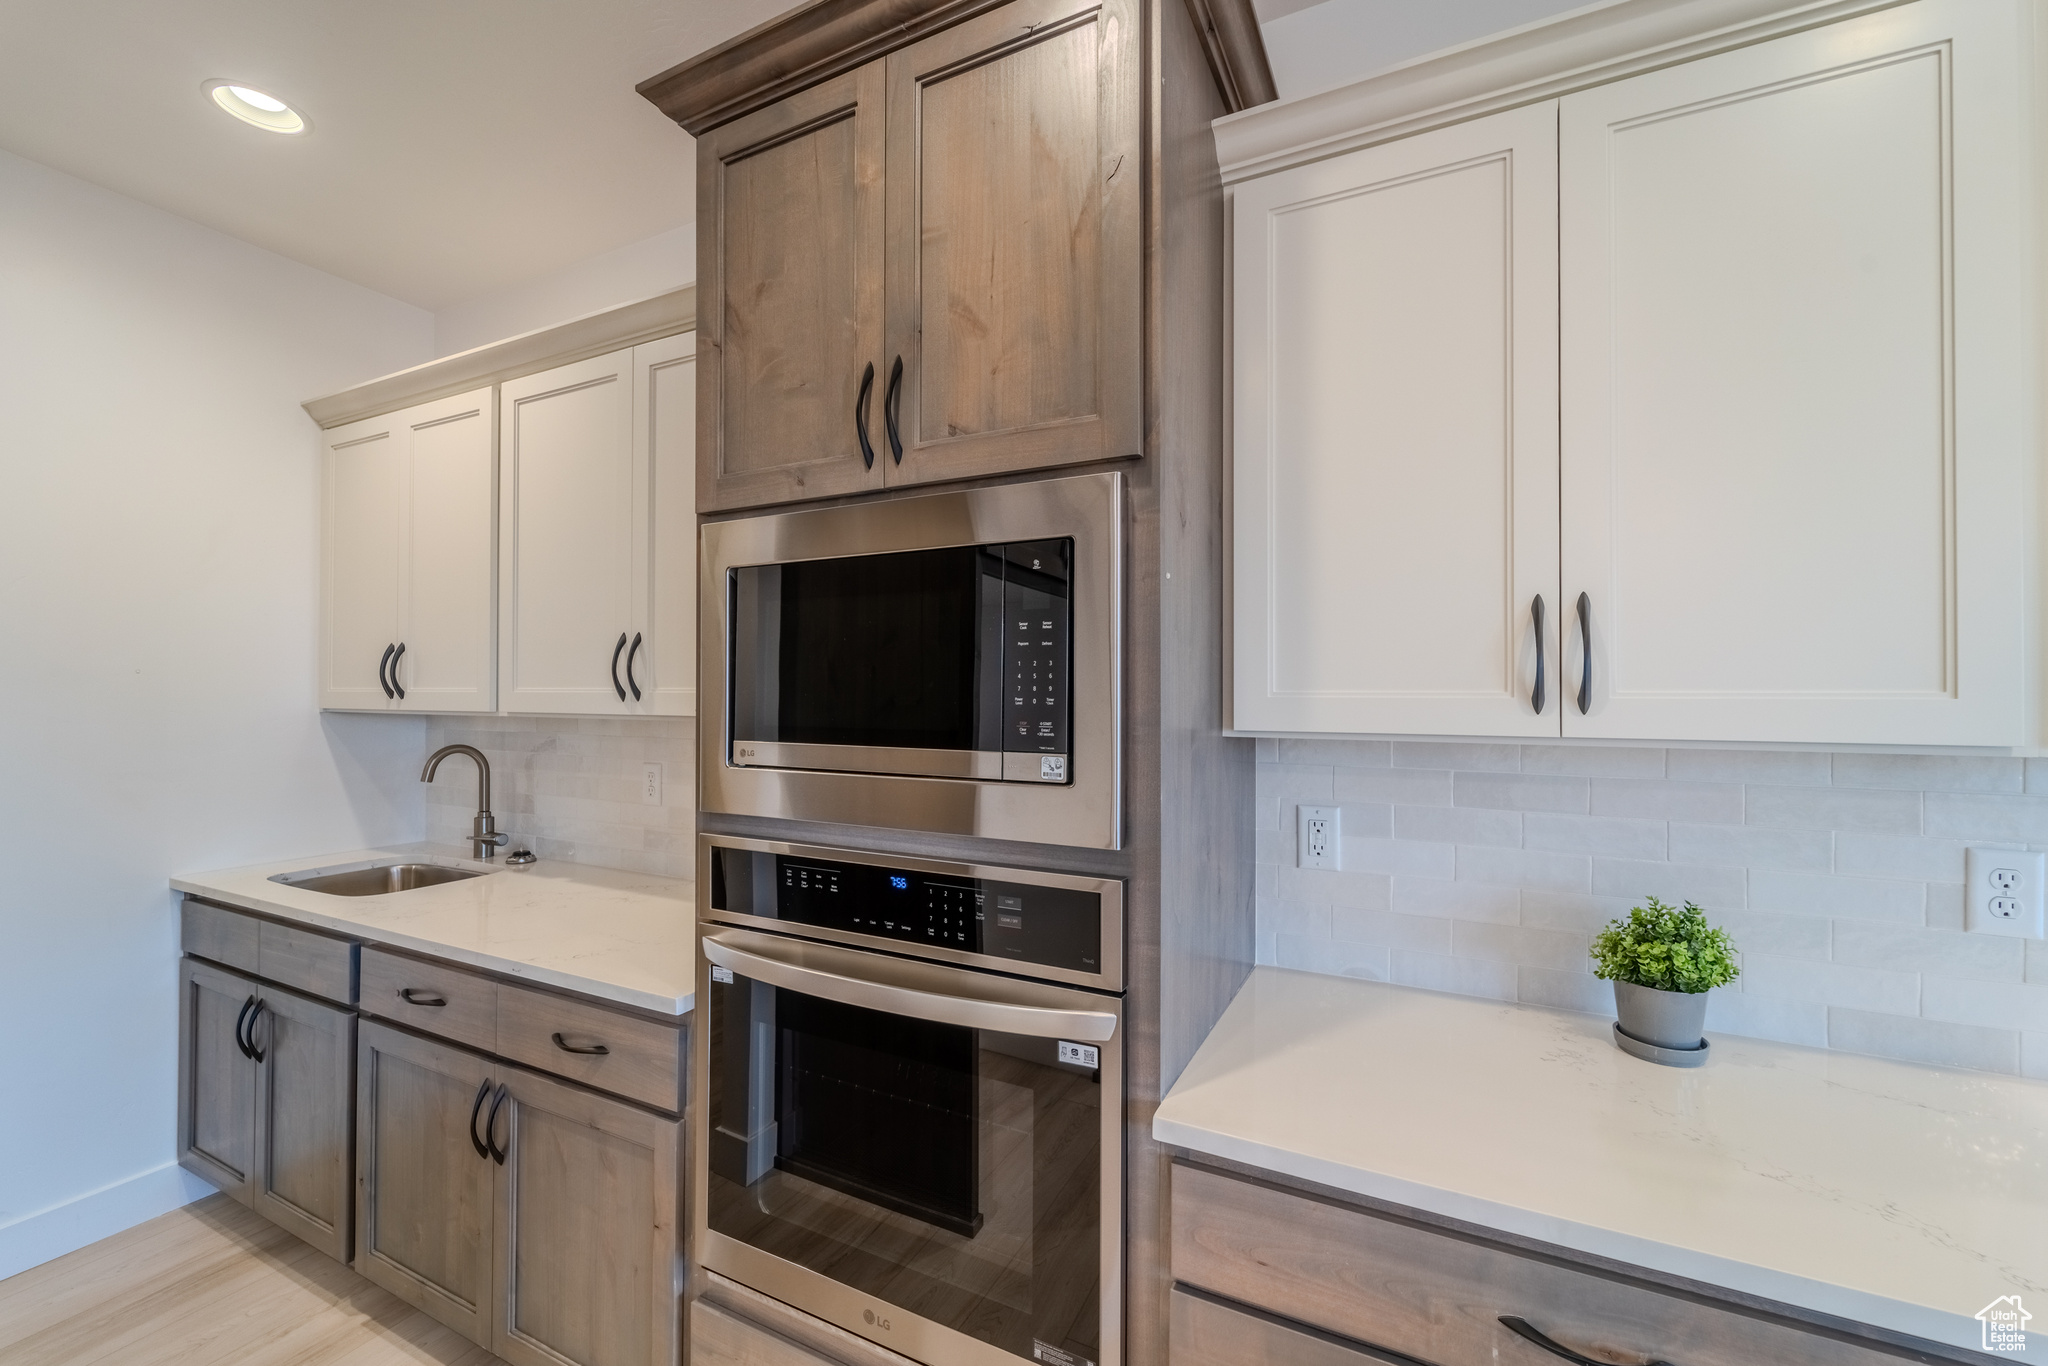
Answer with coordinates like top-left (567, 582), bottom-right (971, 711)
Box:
top-left (434, 222), bottom-right (695, 357)
top-left (0, 147), bottom-right (436, 1278)
top-left (1260, 0), bottom-right (1590, 99)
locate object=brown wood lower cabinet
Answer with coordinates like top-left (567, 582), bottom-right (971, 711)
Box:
top-left (177, 955), bottom-right (355, 1261)
top-left (1169, 1162), bottom-right (1961, 1366)
top-left (357, 1016), bottom-right (685, 1366)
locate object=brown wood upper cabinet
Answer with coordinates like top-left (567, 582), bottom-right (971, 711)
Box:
top-left (693, 0), bottom-right (1140, 512)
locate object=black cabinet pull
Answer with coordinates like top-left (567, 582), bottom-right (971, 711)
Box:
top-left (551, 1031), bottom-right (609, 1056)
top-left (390, 642), bottom-right (406, 701)
top-left (246, 1000), bottom-right (268, 1063)
top-left (234, 996), bottom-right (258, 1059)
top-left (609, 632), bottom-right (627, 702)
top-left (378, 644), bottom-right (395, 700)
top-left (625, 632), bottom-right (643, 701)
top-left (1500, 1316), bottom-right (1672, 1366)
top-left (1531, 594), bottom-right (1547, 715)
top-left (884, 355), bottom-right (904, 464)
top-left (855, 361), bottom-right (876, 470)
top-left (484, 1083), bottom-right (509, 1164)
top-left (1575, 593), bottom-right (1592, 715)
top-left (467, 1078), bottom-right (492, 1159)
top-left (399, 988), bottom-right (447, 1007)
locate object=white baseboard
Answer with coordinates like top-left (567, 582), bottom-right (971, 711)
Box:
top-left (0, 1162), bottom-right (218, 1282)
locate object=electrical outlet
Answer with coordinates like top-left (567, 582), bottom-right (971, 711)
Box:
top-left (1298, 805), bottom-right (1340, 870)
top-left (1966, 847), bottom-right (2045, 938)
top-left (641, 762), bottom-right (663, 807)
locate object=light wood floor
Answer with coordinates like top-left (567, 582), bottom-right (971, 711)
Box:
top-left (0, 1195), bottom-right (504, 1366)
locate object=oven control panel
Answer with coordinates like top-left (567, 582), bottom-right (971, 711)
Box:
top-left (710, 845), bottom-right (1110, 980)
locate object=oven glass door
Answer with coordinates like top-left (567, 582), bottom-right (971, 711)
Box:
top-left (705, 949), bottom-right (1108, 1366)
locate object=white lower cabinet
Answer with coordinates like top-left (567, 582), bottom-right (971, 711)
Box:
top-left (1230, 0), bottom-right (2033, 747)
top-left (499, 335), bottom-right (697, 717)
top-left (320, 387), bottom-right (496, 713)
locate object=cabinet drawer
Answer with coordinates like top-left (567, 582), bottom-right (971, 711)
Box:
top-left (495, 981), bottom-right (682, 1111)
top-left (1170, 1164), bottom-right (1917, 1366)
top-left (182, 899), bottom-right (258, 974)
top-left (1170, 1288), bottom-right (1387, 1366)
top-left (257, 921), bottom-right (357, 1005)
top-left (358, 947), bottom-right (496, 1052)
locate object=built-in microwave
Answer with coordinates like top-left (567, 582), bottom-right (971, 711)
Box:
top-left (701, 472), bottom-right (1122, 849)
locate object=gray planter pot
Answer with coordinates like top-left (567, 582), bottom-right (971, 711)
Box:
top-left (1612, 979), bottom-right (1709, 1051)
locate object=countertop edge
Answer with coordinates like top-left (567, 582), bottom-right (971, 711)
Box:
top-left (171, 872), bottom-right (695, 1018)
top-left (1152, 1111), bottom-right (1985, 1359)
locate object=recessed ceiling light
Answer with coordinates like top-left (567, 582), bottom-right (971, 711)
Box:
top-left (202, 79), bottom-right (309, 134)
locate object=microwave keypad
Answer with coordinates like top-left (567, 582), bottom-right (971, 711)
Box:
top-left (1001, 539), bottom-right (1071, 771)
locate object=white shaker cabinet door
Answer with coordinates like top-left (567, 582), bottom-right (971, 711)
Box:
top-left (634, 332), bottom-right (697, 717)
top-left (1232, 102), bottom-right (1561, 736)
top-left (398, 388), bottom-right (496, 713)
top-left (320, 412), bottom-right (404, 710)
top-left (1559, 0), bottom-right (2030, 744)
top-left (500, 349), bottom-right (639, 715)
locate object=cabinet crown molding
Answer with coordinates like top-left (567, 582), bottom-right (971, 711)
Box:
top-left (1211, 0), bottom-right (1912, 183)
top-left (301, 285), bottom-right (695, 430)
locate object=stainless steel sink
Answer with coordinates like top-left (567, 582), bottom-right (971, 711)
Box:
top-left (270, 863), bottom-right (488, 897)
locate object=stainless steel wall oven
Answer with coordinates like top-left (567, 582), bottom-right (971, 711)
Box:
top-left (700, 472), bottom-right (1122, 850)
top-left (696, 835), bottom-right (1124, 1366)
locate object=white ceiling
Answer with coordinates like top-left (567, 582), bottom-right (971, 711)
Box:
top-left (0, 0), bottom-right (790, 310)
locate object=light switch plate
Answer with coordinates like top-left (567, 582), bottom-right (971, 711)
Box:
top-left (1966, 847), bottom-right (2045, 938)
top-left (1298, 805), bottom-right (1340, 869)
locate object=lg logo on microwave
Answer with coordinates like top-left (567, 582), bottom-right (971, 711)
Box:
top-left (734, 746), bottom-right (756, 761)
top-left (862, 1308), bottom-right (893, 1331)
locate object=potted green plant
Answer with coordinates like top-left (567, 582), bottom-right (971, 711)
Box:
top-left (1590, 898), bottom-right (1739, 1059)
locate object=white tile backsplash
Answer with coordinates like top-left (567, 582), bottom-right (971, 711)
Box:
top-left (424, 716), bottom-right (696, 881)
top-left (1255, 740), bottom-right (2048, 1075)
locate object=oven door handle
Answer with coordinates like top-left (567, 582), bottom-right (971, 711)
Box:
top-left (702, 935), bottom-right (1118, 1043)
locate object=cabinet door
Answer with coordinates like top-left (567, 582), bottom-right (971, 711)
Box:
top-left (356, 1019), bottom-right (497, 1345)
top-left (500, 350), bottom-right (638, 714)
top-left (697, 67), bottom-right (887, 512)
top-left (491, 1066), bottom-right (682, 1366)
top-left (320, 411), bottom-right (403, 710)
top-left (1559, 0), bottom-right (2029, 744)
top-left (1232, 103), bottom-right (1561, 736)
top-left (882, 0), bottom-right (1141, 487)
top-left (634, 333), bottom-right (697, 717)
top-left (251, 986), bottom-right (355, 1262)
top-left (398, 387), bottom-right (496, 713)
top-left (177, 957), bottom-right (258, 1204)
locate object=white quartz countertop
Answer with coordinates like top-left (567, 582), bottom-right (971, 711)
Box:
top-left (173, 844), bottom-right (695, 1015)
top-left (1154, 967), bottom-right (2048, 1358)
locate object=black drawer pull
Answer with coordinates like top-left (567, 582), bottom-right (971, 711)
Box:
top-left (484, 1083), bottom-right (509, 1164)
top-left (610, 632), bottom-right (627, 701)
top-left (1531, 594), bottom-right (1546, 715)
top-left (855, 361), bottom-right (876, 469)
top-left (378, 644), bottom-right (395, 699)
top-left (399, 988), bottom-right (447, 1007)
top-left (246, 1000), bottom-right (268, 1063)
top-left (625, 632), bottom-right (643, 701)
top-left (1501, 1316), bottom-right (1673, 1366)
top-left (468, 1078), bottom-right (492, 1159)
top-left (551, 1031), bottom-right (609, 1056)
top-left (884, 355), bottom-right (904, 464)
top-left (390, 642), bottom-right (406, 700)
top-left (1575, 593), bottom-right (1592, 714)
top-left (234, 996), bottom-right (258, 1059)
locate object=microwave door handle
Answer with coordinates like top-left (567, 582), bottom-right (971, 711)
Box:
top-left (702, 935), bottom-right (1117, 1043)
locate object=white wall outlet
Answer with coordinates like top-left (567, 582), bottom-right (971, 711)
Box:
top-left (1966, 847), bottom-right (2045, 938)
top-left (1298, 805), bottom-right (1340, 869)
top-left (641, 762), bottom-right (663, 807)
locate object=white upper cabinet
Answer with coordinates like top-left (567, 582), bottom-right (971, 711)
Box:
top-left (1228, 0), bottom-right (2034, 747)
top-left (499, 338), bottom-right (696, 716)
top-left (1558, 0), bottom-right (2027, 745)
top-left (320, 388), bottom-right (495, 712)
top-left (1233, 103), bottom-right (1561, 736)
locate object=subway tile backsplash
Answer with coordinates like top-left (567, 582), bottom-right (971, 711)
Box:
top-left (1255, 739), bottom-right (2048, 1077)
top-left (425, 716), bottom-right (695, 881)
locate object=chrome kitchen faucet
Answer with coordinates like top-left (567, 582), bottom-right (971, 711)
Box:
top-left (422, 743), bottom-right (510, 860)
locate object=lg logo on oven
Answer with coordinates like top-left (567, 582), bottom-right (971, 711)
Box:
top-left (862, 1309), bottom-right (892, 1332)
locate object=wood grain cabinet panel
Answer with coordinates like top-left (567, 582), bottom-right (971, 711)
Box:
top-left (356, 1019), bottom-right (499, 1345)
top-left (252, 985), bottom-right (356, 1262)
top-left (1169, 1288), bottom-right (1387, 1366)
top-left (177, 957), bottom-right (259, 1204)
top-left (181, 899), bottom-right (258, 975)
top-left (495, 982), bottom-right (685, 1113)
top-left (257, 920), bottom-right (358, 1005)
top-left (360, 946), bottom-right (498, 1053)
top-left (883, 0), bottom-right (1142, 487)
top-left (696, 65), bottom-right (888, 512)
top-left (490, 1066), bottom-right (682, 1366)
top-left (1171, 1164), bottom-right (1926, 1366)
